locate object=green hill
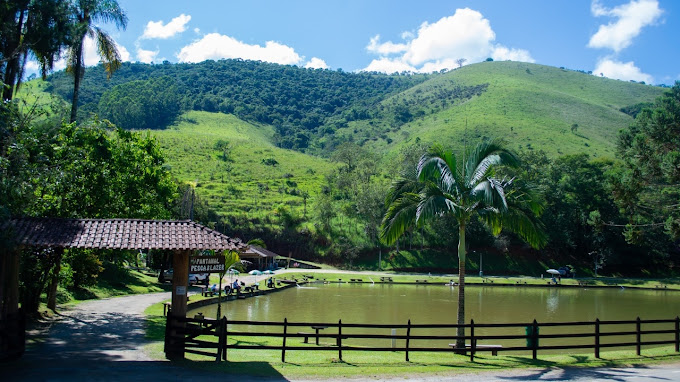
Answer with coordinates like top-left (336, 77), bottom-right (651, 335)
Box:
top-left (42, 60), bottom-right (663, 160)
top-left (152, 111), bottom-right (335, 224)
top-left (352, 61), bottom-right (664, 159)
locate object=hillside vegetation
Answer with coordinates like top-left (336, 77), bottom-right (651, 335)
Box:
top-left (21, 60), bottom-right (675, 275)
top-left (354, 61), bottom-right (663, 159)
top-left (155, 111), bottom-right (335, 227)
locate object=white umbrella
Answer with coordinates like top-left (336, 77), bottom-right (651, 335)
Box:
top-left (546, 269), bottom-right (561, 275)
top-left (263, 270), bottom-right (274, 275)
top-left (249, 270), bottom-right (263, 275)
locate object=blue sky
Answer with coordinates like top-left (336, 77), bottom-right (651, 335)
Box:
top-left (34, 0), bottom-right (679, 85)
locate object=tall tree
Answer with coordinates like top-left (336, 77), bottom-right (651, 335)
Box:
top-left (380, 140), bottom-right (546, 350)
top-left (66, 0), bottom-right (127, 123)
top-left (615, 82), bottom-right (680, 240)
top-left (0, 0), bottom-right (70, 100)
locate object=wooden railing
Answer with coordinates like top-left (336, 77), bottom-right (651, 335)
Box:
top-left (164, 315), bottom-right (680, 362)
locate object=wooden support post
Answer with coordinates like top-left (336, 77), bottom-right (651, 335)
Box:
top-left (675, 316), bottom-right (679, 353)
top-left (223, 317), bottom-right (228, 361)
top-left (338, 319), bottom-right (343, 361)
top-left (405, 319), bottom-right (411, 362)
top-left (595, 318), bottom-right (600, 359)
top-left (282, 318), bottom-right (287, 362)
top-left (166, 250), bottom-right (190, 361)
top-left (470, 319), bottom-right (475, 362)
top-left (0, 247), bottom-right (23, 360)
top-left (636, 317), bottom-right (641, 356)
top-left (532, 319), bottom-right (539, 360)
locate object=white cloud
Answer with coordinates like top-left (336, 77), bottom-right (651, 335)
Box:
top-left (404, 8), bottom-right (496, 66)
top-left (363, 58), bottom-right (416, 74)
top-left (304, 57), bottom-right (329, 69)
top-left (367, 35), bottom-right (408, 55)
top-left (194, 27), bottom-right (200, 34)
top-left (361, 8), bottom-right (533, 73)
top-left (588, 0), bottom-right (663, 52)
top-left (177, 33), bottom-right (303, 65)
top-left (491, 46), bottom-right (534, 62)
top-left (593, 57), bottom-right (653, 83)
top-left (82, 35), bottom-right (131, 66)
top-left (136, 47), bottom-right (159, 63)
top-left (25, 60), bottom-right (40, 71)
top-left (141, 14), bottom-right (191, 40)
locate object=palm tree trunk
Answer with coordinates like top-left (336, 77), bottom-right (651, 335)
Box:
top-left (455, 223), bottom-right (466, 351)
top-left (70, 46), bottom-right (84, 123)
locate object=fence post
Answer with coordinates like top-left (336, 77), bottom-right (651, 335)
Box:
top-left (675, 316), bottom-right (679, 353)
top-left (405, 319), bottom-right (411, 362)
top-left (470, 319), bottom-right (475, 362)
top-left (282, 318), bottom-right (288, 362)
top-left (223, 317), bottom-right (228, 361)
top-left (338, 319), bottom-right (343, 361)
top-left (215, 317), bottom-right (224, 362)
top-left (636, 316), bottom-right (641, 356)
top-left (594, 318), bottom-right (600, 359)
top-left (532, 319), bottom-right (539, 360)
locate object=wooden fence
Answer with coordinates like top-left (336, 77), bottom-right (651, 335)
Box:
top-left (164, 315), bottom-right (680, 362)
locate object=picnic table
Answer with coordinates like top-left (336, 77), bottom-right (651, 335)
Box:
top-left (299, 325), bottom-right (328, 345)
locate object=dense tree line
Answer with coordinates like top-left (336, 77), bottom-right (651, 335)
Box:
top-left (45, 59), bottom-right (431, 150)
top-left (0, 97), bottom-right (179, 314)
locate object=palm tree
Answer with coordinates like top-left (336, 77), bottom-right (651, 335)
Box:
top-left (67, 0), bottom-right (127, 123)
top-left (380, 140), bottom-right (547, 350)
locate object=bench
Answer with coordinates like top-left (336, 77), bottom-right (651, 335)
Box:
top-left (415, 279), bottom-right (428, 283)
top-left (349, 278), bottom-right (363, 282)
top-left (449, 343), bottom-right (502, 356)
top-left (201, 289), bottom-right (215, 297)
top-left (380, 277), bottom-right (393, 282)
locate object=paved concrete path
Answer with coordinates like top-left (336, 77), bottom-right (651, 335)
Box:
top-left (2, 290), bottom-right (679, 381)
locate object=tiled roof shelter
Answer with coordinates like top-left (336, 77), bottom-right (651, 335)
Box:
top-left (4, 218), bottom-right (245, 251)
top-left (1, 217), bottom-right (247, 361)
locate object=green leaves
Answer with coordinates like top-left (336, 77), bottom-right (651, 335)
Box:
top-left (380, 139), bottom-right (545, 249)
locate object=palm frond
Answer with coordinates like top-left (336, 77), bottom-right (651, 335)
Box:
top-left (91, 0), bottom-right (128, 29)
top-left (472, 178), bottom-right (509, 212)
top-left (466, 139), bottom-right (520, 185)
top-left (379, 192), bottom-right (419, 245)
top-left (94, 28), bottom-right (122, 77)
top-left (384, 170), bottom-right (421, 207)
top-left (418, 145), bottom-right (461, 196)
top-left (416, 182), bottom-right (460, 222)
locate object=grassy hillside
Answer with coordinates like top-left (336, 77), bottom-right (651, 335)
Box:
top-left (149, 111), bottom-right (336, 226)
top-left (350, 61), bottom-right (664, 160)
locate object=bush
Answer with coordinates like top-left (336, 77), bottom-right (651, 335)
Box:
top-left (63, 249), bottom-right (104, 289)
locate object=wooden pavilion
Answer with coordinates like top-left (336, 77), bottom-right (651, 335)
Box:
top-left (0, 217), bottom-right (245, 361)
top-left (239, 245), bottom-right (279, 270)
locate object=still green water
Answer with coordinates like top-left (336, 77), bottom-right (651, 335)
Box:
top-left (189, 283), bottom-right (680, 350)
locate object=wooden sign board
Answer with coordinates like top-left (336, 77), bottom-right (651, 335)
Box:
top-left (190, 255), bottom-right (226, 273)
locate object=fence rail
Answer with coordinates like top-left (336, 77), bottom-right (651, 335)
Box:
top-left (164, 315), bottom-right (680, 362)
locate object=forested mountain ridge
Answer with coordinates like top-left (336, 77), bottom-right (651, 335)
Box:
top-left (44, 59), bottom-right (430, 152)
top-left (44, 60), bottom-right (663, 159)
